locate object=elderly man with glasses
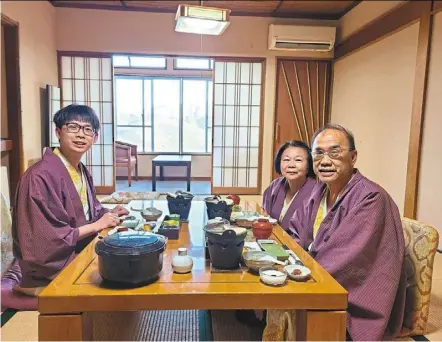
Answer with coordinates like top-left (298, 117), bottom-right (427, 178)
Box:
top-left (263, 124), bottom-right (406, 341)
top-left (9, 104), bottom-right (128, 305)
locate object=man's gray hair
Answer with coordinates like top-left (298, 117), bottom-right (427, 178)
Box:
top-left (311, 124), bottom-right (356, 151)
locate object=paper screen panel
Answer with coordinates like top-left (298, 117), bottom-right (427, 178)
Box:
top-left (60, 56), bottom-right (115, 191)
top-left (212, 60), bottom-right (263, 195)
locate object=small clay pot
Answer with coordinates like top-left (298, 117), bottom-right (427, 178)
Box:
top-left (252, 218), bottom-right (273, 239)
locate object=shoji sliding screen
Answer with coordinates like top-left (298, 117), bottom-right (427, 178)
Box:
top-left (60, 55), bottom-right (115, 194)
top-left (212, 59), bottom-right (264, 195)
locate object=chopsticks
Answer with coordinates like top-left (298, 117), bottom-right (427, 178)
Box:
top-left (282, 244), bottom-right (304, 266)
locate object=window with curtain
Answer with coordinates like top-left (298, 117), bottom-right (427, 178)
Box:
top-left (115, 76), bottom-right (213, 153)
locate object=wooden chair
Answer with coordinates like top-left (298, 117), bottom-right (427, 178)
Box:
top-left (115, 141), bottom-right (138, 187)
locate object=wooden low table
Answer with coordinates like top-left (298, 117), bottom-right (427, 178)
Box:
top-left (38, 201), bottom-right (348, 341)
top-left (152, 155), bottom-right (192, 192)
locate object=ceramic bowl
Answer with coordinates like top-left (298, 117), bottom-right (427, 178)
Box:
top-left (284, 265), bottom-right (311, 281)
top-left (140, 207), bottom-right (163, 221)
top-left (243, 251), bottom-right (275, 272)
top-left (259, 266), bottom-right (287, 286)
top-left (120, 219), bottom-right (140, 229)
top-left (119, 215), bottom-right (136, 222)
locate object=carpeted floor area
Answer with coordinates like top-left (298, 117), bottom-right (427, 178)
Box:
top-left (116, 179), bottom-right (211, 195)
top-left (211, 310), bottom-right (263, 341)
top-left (93, 310), bottom-right (200, 341)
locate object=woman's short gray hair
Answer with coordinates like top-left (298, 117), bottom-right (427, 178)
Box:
top-left (311, 124), bottom-right (356, 151)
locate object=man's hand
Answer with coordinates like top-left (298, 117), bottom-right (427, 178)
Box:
top-left (96, 212), bottom-right (120, 230)
top-left (78, 212), bottom-right (120, 239)
top-left (111, 205), bottom-right (129, 216)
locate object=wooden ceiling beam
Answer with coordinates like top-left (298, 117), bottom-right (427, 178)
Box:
top-left (272, 0), bottom-right (284, 14)
top-left (48, 0), bottom-right (355, 19)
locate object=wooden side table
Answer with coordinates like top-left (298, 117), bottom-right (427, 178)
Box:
top-left (152, 155), bottom-right (192, 191)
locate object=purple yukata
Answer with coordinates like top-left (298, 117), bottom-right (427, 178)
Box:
top-left (262, 177), bottom-right (316, 231)
top-left (289, 170), bottom-right (406, 340)
top-left (12, 148), bottom-right (108, 289)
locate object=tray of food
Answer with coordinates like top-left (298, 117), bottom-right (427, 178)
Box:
top-left (230, 211), bottom-right (277, 228)
top-left (157, 215), bottom-right (181, 240)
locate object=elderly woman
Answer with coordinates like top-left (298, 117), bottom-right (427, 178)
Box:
top-left (236, 140), bottom-right (316, 327)
top-left (262, 140), bottom-right (316, 231)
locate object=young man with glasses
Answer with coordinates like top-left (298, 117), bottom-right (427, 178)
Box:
top-left (9, 104), bottom-right (128, 303)
top-left (264, 124), bottom-right (406, 341)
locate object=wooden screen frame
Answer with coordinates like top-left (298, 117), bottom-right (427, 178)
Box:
top-left (211, 57), bottom-right (266, 195)
top-left (45, 84), bottom-right (61, 148)
top-left (57, 51), bottom-right (116, 195)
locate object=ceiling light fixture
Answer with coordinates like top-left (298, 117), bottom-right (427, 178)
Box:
top-left (175, 4), bottom-right (231, 35)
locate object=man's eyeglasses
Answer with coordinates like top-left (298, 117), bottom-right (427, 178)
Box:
top-left (312, 148), bottom-right (354, 161)
top-left (64, 122), bottom-right (96, 137)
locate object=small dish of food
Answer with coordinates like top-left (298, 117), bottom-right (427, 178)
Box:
top-left (284, 265), bottom-right (311, 281)
top-left (120, 219), bottom-right (140, 229)
top-left (243, 251), bottom-right (275, 273)
top-left (259, 266), bottom-right (287, 286)
top-left (119, 215), bottom-right (136, 222)
top-left (108, 227), bottom-right (135, 236)
top-left (131, 207), bottom-right (163, 221)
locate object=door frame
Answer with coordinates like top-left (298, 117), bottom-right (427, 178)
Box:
top-left (1, 14), bottom-right (23, 202)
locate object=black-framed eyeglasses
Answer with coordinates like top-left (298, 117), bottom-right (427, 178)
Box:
top-left (64, 122), bottom-right (96, 137)
top-left (312, 148), bottom-right (354, 161)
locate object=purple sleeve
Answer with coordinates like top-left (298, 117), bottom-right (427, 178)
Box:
top-left (316, 193), bottom-right (403, 281)
top-left (92, 192), bottom-right (109, 220)
top-left (261, 185), bottom-right (272, 213)
top-left (313, 193), bottom-right (405, 340)
top-left (288, 200), bottom-right (311, 245)
top-left (13, 173), bottom-right (79, 285)
top-left (83, 167), bottom-right (109, 221)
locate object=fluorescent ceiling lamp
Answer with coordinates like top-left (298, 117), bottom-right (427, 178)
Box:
top-left (175, 4), bottom-right (231, 35)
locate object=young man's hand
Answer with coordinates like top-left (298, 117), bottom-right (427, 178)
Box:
top-left (96, 212), bottom-right (120, 230)
top-left (110, 205), bottom-right (129, 216)
top-left (78, 212), bottom-right (120, 239)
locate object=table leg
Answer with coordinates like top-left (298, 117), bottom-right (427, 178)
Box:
top-left (152, 163), bottom-right (156, 191)
top-left (160, 165), bottom-right (165, 181)
top-left (39, 313), bottom-right (92, 341)
top-left (296, 310), bottom-right (346, 341)
top-left (187, 163), bottom-right (191, 192)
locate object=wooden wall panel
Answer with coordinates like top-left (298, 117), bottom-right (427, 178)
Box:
top-left (404, 9), bottom-right (433, 218)
top-left (335, 1), bottom-right (431, 60)
top-left (1, 16), bottom-right (23, 203)
top-left (273, 59), bottom-right (331, 179)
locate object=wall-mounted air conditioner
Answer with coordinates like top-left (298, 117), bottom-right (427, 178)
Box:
top-left (268, 24), bottom-right (336, 52)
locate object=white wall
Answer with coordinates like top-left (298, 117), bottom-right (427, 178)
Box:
top-left (331, 23), bottom-right (419, 212)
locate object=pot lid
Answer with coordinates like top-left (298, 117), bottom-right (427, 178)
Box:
top-left (96, 231), bottom-right (166, 256)
top-left (203, 219), bottom-right (246, 236)
top-left (167, 190), bottom-right (194, 199)
top-left (204, 196), bottom-right (234, 206)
